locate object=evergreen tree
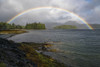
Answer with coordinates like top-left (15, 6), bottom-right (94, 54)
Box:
top-left (0, 22), bottom-right (46, 30)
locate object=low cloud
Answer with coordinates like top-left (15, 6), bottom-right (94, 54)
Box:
top-left (0, 0), bottom-right (100, 24)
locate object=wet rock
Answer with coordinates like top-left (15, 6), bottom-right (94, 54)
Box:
top-left (0, 38), bottom-right (36, 67)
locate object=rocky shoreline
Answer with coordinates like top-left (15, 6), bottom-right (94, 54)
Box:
top-left (0, 30), bottom-right (67, 67)
top-left (0, 38), bottom-right (66, 67)
top-left (0, 38), bottom-right (36, 67)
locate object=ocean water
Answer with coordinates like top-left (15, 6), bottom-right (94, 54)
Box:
top-left (8, 29), bottom-right (100, 67)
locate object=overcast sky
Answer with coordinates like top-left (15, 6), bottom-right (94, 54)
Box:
top-left (0, 0), bottom-right (100, 24)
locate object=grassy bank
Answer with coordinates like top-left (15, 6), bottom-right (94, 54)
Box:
top-left (0, 63), bottom-right (6, 67)
top-left (19, 43), bottom-right (66, 67)
top-left (0, 30), bottom-right (27, 34)
top-left (0, 38), bottom-right (66, 67)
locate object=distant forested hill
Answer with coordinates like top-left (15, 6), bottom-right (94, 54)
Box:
top-left (54, 25), bottom-right (77, 29)
top-left (90, 24), bottom-right (100, 29)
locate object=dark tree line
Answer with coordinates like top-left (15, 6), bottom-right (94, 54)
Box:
top-left (54, 25), bottom-right (77, 29)
top-left (0, 22), bottom-right (46, 30)
top-left (0, 22), bottom-right (23, 30)
top-left (25, 23), bottom-right (46, 29)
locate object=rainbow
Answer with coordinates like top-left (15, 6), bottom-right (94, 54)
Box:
top-left (7, 6), bottom-right (94, 30)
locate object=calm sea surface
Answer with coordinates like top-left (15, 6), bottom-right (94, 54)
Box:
top-left (8, 29), bottom-right (100, 67)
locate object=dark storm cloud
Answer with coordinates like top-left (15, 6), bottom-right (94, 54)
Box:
top-left (0, 0), bottom-right (100, 24)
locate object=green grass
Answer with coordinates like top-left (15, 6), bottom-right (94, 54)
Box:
top-left (0, 30), bottom-right (27, 34)
top-left (19, 44), bottom-right (66, 67)
top-left (0, 63), bottom-right (6, 67)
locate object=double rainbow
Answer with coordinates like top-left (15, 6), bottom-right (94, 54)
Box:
top-left (7, 7), bottom-right (94, 30)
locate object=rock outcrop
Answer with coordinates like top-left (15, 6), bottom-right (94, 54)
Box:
top-left (0, 38), bottom-right (36, 67)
